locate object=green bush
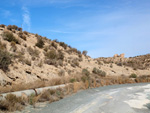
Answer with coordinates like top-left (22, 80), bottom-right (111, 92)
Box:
top-left (82, 69), bottom-right (90, 76)
top-left (0, 50), bottom-right (12, 72)
top-left (92, 67), bottom-right (106, 77)
top-left (129, 73), bottom-right (137, 78)
top-left (70, 78), bottom-right (76, 83)
top-left (36, 38), bottom-right (44, 48)
top-left (3, 31), bottom-right (19, 44)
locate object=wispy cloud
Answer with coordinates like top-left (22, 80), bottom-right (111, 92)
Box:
top-left (22, 6), bottom-right (31, 31)
top-left (1, 10), bottom-right (11, 18)
top-left (19, 0), bottom-right (76, 7)
top-left (48, 30), bottom-right (74, 34)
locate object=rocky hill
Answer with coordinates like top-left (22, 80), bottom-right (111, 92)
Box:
top-left (0, 24), bottom-right (150, 88)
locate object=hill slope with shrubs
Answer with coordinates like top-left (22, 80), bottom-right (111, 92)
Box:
top-left (0, 24), bottom-right (150, 89)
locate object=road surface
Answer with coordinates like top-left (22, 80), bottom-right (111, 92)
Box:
top-left (19, 83), bottom-right (150, 113)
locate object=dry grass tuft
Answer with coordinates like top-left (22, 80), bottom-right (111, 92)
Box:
top-left (0, 94), bottom-right (25, 112)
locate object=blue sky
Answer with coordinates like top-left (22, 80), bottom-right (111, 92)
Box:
top-left (0, 0), bottom-right (150, 58)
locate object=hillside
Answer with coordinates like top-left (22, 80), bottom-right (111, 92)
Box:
top-left (0, 24), bottom-right (150, 88)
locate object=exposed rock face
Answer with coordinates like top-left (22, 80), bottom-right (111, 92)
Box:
top-left (113, 53), bottom-right (125, 58)
top-left (113, 54), bottom-right (119, 58)
top-left (120, 53), bottom-right (125, 58)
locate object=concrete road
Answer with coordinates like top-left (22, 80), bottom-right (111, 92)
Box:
top-left (19, 83), bottom-right (150, 113)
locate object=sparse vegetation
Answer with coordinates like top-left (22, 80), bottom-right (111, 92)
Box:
top-left (51, 42), bottom-right (57, 49)
top-left (92, 67), bottom-right (106, 77)
top-left (58, 69), bottom-right (65, 76)
top-left (59, 42), bottom-right (67, 49)
top-left (27, 47), bottom-right (40, 57)
top-left (18, 31), bottom-right (26, 40)
top-left (82, 68), bottom-right (90, 76)
top-left (0, 94), bottom-right (24, 112)
top-left (3, 31), bottom-right (19, 44)
top-left (10, 41), bottom-right (17, 52)
top-left (0, 24), bottom-right (5, 28)
top-left (0, 24), bottom-right (150, 113)
top-left (0, 41), bottom-right (6, 50)
top-left (0, 50), bottom-right (12, 72)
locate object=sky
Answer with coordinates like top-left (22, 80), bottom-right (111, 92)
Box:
top-left (0, 0), bottom-right (150, 58)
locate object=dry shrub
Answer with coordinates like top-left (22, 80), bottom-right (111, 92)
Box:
top-left (24, 59), bottom-right (31, 66)
top-left (82, 50), bottom-right (87, 56)
top-left (44, 50), bottom-right (64, 66)
top-left (71, 59), bottom-right (79, 67)
top-left (23, 31), bottom-right (28, 35)
top-left (45, 59), bottom-right (58, 66)
top-left (36, 37), bottom-right (44, 48)
top-left (51, 42), bottom-right (57, 49)
top-left (0, 40), bottom-right (6, 50)
top-left (0, 24), bottom-right (5, 28)
top-left (18, 31), bottom-right (26, 40)
top-left (92, 67), bottom-right (106, 77)
top-left (57, 50), bottom-right (64, 60)
top-left (67, 48), bottom-right (80, 54)
top-left (49, 77), bottom-right (63, 86)
top-left (10, 41), bottom-right (17, 52)
top-left (73, 82), bottom-right (83, 93)
top-left (27, 46), bottom-right (40, 57)
top-left (0, 94), bottom-right (25, 112)
top-left (18, 27), bottom-right (22, 31)
top-left (45, 50), bottom-right (57, 59)
top-left (0, 50), bottom-right (12, 72)
top-left (82, 69), bottom-right (90, 76)
top-left (129, 73), bottom-right (137, 78)
top-left (37, 90), bottom-right (51, 102)
top-left (59, 42), bottom-right (67, 49)
top-left (38, 60), bottom-right (43, 67)
top-left (58, 60), bottom-right (63, 66)
top-left (58, 69), bottom-right (65, 76)
top-left (85, 80), bottom-right (89, 89)
top-left (3, 31), bottom-right (20, 44)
